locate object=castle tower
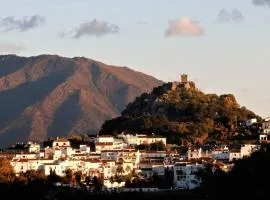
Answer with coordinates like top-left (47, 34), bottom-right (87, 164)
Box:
top-left (181, 74), bottom-right (188, 83)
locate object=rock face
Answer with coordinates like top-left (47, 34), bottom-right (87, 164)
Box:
top-left (0, 54), bottom-right (163, 146)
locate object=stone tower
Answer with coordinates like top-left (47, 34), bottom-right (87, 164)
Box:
top-left (181, 74), bottom-right (188, 83)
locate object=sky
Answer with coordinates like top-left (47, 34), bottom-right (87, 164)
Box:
top-left (0, 0), bottom-right (270, 117)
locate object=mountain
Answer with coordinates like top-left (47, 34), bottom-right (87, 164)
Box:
top-left (0, 54), bottom-right (163, 146)
top-left (100, 77), bottom-right (261, 145)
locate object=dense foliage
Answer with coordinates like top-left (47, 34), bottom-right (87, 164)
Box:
top-left (198, 144), bottom-right (270, 199)
top-left (100, 82), bottom-right (260, 144)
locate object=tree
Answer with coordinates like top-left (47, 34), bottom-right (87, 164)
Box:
top-left (92, 176), bottom-right (102, 191)
top-left (74, 171), bottom-right (82, 184)
top-left (85, 176), bottom-right (91, 185)
top-left (64, 169), bottom-right (73, 183)
top-left (109, 176), bottom-right (115, 187)
top-left (116, 165), bottom-right (124, 175)
top-left (0, 158), bottom-right (15, 184)
top-left (24, 170), bottom-right (46, 185)
top-left (47, 169), bottom-right (62, 183)
top-left (125, 165), bottom-right (131, 174)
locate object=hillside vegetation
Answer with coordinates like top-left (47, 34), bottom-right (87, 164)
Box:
top-left (100, 82), bottom-right (260, 144)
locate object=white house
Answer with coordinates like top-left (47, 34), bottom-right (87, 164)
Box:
top-left (140, 151), bottom-right (166, 160)
top-left (101, 150), bottom-right (119, 161)
top-left (96, 135), bottom-right (114, 143)
top-left (103, 179), bottom-right (125, 189)
top-left (102, 160), bottom-right (116, 179)
top-left (240, 144), bottom-right (260, 158)
top-left (15, 152), bottom-right (37, 159)
top-left (83, 159), bottom-right (102, 176)
top-left (52, 138), bottom-right (71, 149)
top-left (211, 146), bottom-right (229, 160)
top-left (136, 135), bottom-right (166, 146)
top-left (44, 162), bottom-right (66, 176)
top-left (152, 162), bottom-right (165, 176)
top-left (173, 161), bottom-right (204, 190)
top-left (229, 149), bottom-right (242, 162)
top-left (10, 159), bottom-right (29, 174)
top-left (138, 160), bottom-right (152, 178)
top-left (262, 119), bottom-right (270, 134)
top-left (188, 147), bottom-right (202, 160)
top-left (246, 118), bottom-right (257, 126)
top-left (95, 142), bottom-right (114, 153)
top-left (118, 134), bottom-right (166, 146)
top-left (28, 142), bottom-right (40, 153)
top-left (79, 145), bottom-right (91, 153)
top-left (11, 158), bottom-right (54, 174)
top-left (259, 134), bottom-right (270, 143)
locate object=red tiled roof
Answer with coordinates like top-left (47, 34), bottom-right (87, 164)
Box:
top-left (96, 142), bottom-right (113, 146)
top-left (82, 159), bottom-right (101, 163)
top-left (54, 138), bottom-right (69, 142)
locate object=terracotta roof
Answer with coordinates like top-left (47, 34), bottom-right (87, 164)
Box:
top-left (230, 149), bottom-right (241, 153)
top-left (16, 152), bottom-right (37, 155)
top-left (82, 159), bottom-right (101, 163)
top-left (144, 151), bottom-right (166, 154)
top-left (54, 138), bottom-right (69, 142)
top-left (101, 159), bottom-right (115, 163)
top-left (101, 149), bottom-right (136, 153)
top-left (96, 142), bottom-right (113, 146)
top-left (89, 153), bottom-right (101, 156)
top-left (72, 154), bottom-right (86, 156)
top-left (12, 158), bottom-right (54, 162)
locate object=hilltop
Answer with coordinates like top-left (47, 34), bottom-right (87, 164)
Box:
top-left (100, 75), bottom-right (261, 145)
top-left (0, 54), bottom-right (162, 146)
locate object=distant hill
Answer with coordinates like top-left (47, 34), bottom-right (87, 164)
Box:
top-left (100, 78), bottom-right (261, 145)
top-left (0, 54), bottom-right (163, 146)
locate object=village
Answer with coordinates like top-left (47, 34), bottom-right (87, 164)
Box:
top-left (0, 116), bottom-right (269, 192)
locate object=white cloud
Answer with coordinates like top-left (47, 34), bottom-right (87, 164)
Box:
top-left (0, 15), bottom-right (45, 32)
top-left (165, 17), bottom-right (203, 37)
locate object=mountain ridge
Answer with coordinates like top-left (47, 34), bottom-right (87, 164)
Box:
top-left (0, 54), bottom-right (163, 146)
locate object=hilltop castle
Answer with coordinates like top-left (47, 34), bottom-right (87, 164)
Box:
top-left (171, 74), bottom-right (196, 91)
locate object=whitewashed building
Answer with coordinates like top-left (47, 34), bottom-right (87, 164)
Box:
top-left (52, 138), bottom-right (71, 149)
top-left (173, 161), bottom-right (203, 190)
top-left (188, 147), bottom-right (202, 160)
top-left (28, 142), bottom-right (41, 153)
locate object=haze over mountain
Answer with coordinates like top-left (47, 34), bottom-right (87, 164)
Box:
top-left (0, 54), bottom-right (163, 146)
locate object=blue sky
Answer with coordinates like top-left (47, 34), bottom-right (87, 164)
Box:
top-left (0, 0), bottom-right (270, 117)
